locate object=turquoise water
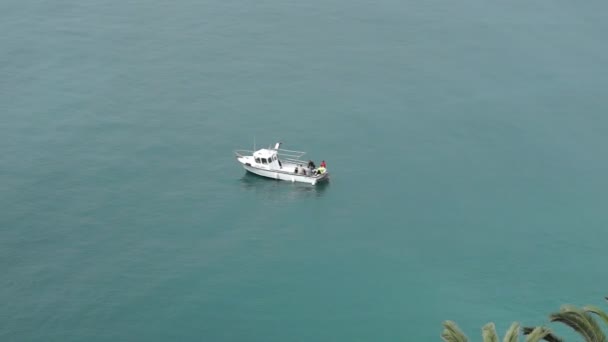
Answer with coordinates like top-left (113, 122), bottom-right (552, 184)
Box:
top-left (2, 0), bottom-right (608, 340)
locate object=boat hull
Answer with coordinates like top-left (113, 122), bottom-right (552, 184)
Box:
top-left (242, 164), bottom-right (329, 185)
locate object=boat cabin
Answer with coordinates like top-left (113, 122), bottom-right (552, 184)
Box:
top-left (252, 149), bottom-right (281, 170)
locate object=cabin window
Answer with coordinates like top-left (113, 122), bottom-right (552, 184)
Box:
top-left (255, 158), bottom-right (260, 164)
top-left (262, 158), bottom-right (267, 164)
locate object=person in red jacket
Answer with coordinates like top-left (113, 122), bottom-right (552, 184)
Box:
top-left (320, 160), bottom-right (327, 168)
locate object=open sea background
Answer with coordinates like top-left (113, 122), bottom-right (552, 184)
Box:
top-left (2, 0), bottom-right (607, 341)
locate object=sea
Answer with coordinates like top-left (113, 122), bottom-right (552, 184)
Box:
top-left (2, 0), bottom-right (608, 341)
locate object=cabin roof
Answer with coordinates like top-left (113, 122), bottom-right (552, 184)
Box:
top-left (253, 149), bottom-right (276, 158)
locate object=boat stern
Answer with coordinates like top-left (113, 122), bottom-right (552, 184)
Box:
top-left (312, 171), bottom-right (330, 185)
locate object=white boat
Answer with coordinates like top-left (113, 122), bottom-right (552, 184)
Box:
top-left (234, 142), bottom-right (329, 185)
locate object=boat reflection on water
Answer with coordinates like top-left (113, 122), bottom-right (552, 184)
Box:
top-left (238, 172), bottom-right (330, 200)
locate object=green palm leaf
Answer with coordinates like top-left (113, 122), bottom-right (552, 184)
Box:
top-left (503, 322), bottom-right (520, 342)
top-left (522, 327), bottom-right (563, 342)
top-left (584, 305), bottom-right (608, 327)
top-left (442, 321), bottom-right (469, 342)
top-left (549, 305), bottom-right (606, 342)
top-left (482, 323), bottom-right (499, 342)
top-left (525, 327), bottom-right (551, 342)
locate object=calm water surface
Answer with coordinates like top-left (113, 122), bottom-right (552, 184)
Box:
top-left (1, 0), bottom-right (608, 340)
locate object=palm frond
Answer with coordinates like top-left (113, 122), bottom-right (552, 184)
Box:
top-left (482, 322), bottom-right (499, 342)
top-left (441, 321), bottom-right (469, 342)
top-left (549, 305), bottom-right (606, 342)
top-left (524, 327), bottom-right (551, 342)
top-left (503, 322), bottom-right (520, 342)
top-left (584, 305), bottom-right (608, 327)
top-left (522, 327), bottom-right (563, 342)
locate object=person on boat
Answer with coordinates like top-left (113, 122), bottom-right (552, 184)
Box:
top-left (307, 160), bottom-right (316, 169)
top-left (320, 160), bottom-right (327, 168)
top-left (317, 166), bottom-right (326, 174)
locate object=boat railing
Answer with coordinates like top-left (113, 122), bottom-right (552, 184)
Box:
top-left (234, 149), bottom-right (253, 158)
top-left (234, 147), bottom-right (309, 163)
top-left (276, 148), bottom-right (306, 160)
top-left (281, 158), bottom-right (308, 165)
